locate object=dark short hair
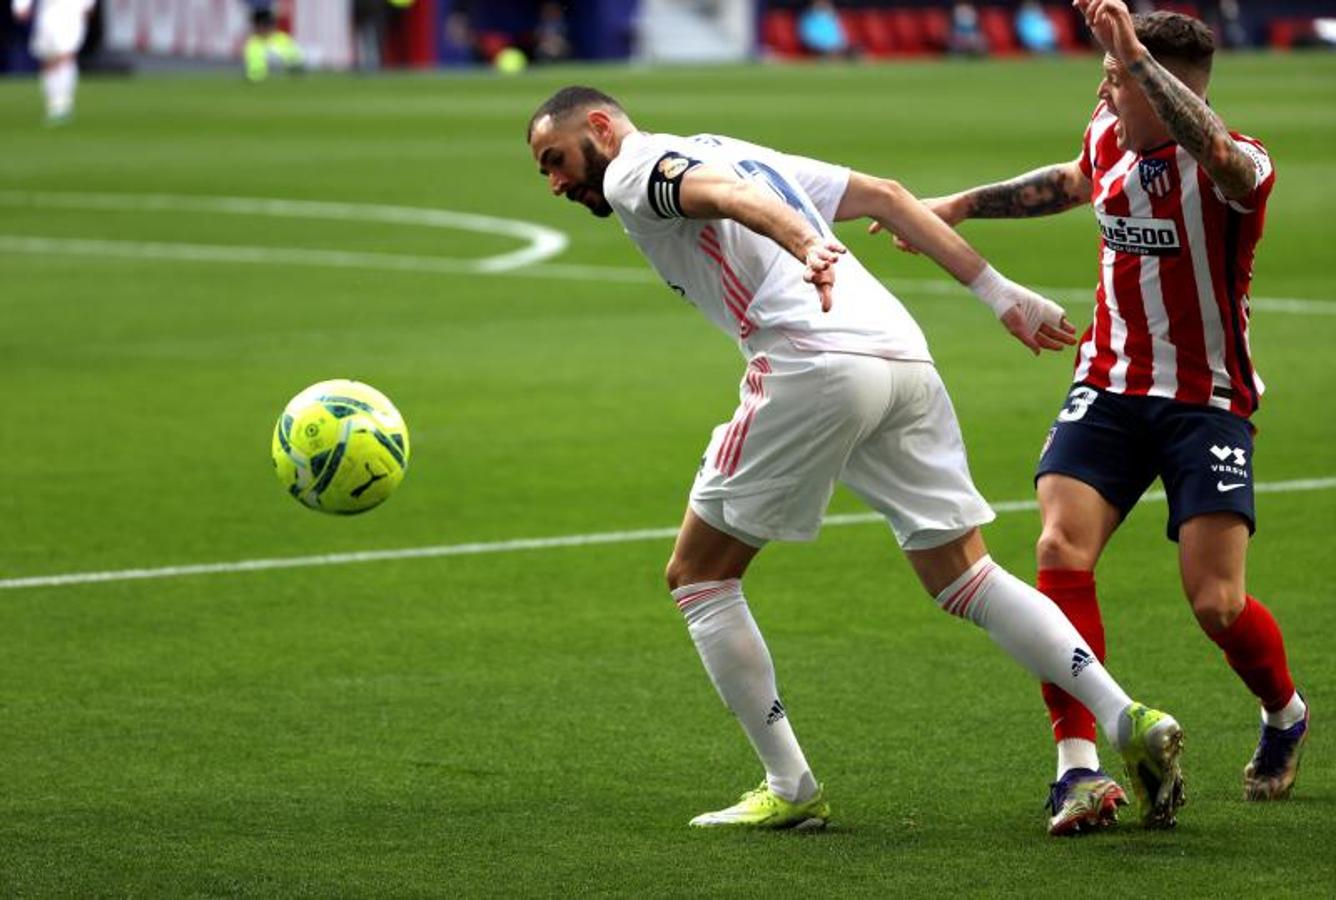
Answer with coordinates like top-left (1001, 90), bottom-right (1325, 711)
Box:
top-left (526, 86), bottom-right (624, 141)
top-left (1134, 11), bottom-right (1214, 76)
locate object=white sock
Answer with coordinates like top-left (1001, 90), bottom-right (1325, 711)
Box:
top-left (1056, 738), bottom-right (1100, 779)
top-left (674, 579), bottom-right (817, 803)
top-left (40, 66), bottom-right (59, 116)
top-left (42, 60), bottom-right (77, 117)
top-left (936, 556), bottom-right (1133, 744)
top-left (1263, 691), bottom-right (1307, 730)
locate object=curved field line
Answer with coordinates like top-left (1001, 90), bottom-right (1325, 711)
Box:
top-left (0, 190), bottom-right (567, 272)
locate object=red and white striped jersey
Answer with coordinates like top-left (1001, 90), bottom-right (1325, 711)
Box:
top-left (602, 131), bottom-right (931, 363)
top-left (1073, 102), bottom-right (1275, 417)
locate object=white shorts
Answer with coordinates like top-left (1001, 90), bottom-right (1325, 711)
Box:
top-left (30, 7), bottom-right (88, 59)
top-left (688, 346), bottom-right (995, 550)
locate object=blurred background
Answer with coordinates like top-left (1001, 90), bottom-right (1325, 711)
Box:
top-left (2, 0), bottom-right (1334, 78)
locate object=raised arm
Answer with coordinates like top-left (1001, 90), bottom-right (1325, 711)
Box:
top-left (678, 164), bottom-right (847, 311)
top-left (836, 172), bottom-right (1076, 354)
top-left (1078, 0), bottom-right (1256, 200)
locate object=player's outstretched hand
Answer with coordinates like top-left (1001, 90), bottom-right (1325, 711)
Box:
top-left (1075, 0), bottom-right (1141, 64)
top-left (969, 265), bottom-right (1077, 355)
top-left (869, 196), bottom-right (962, 255)
top-left (803, 238), bottom-right (847, 312)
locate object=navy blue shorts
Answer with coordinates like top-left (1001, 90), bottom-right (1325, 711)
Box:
top-left (1035, 384), bottom-right (1256, 541)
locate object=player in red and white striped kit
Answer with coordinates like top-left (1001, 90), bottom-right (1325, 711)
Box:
top-left (893, 0), bottom-right (1307, 834)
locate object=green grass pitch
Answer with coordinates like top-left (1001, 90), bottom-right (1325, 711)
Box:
top-left (1, 53), bottom-right (1333, 895)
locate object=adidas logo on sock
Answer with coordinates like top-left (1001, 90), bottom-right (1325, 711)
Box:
top-left (1071, 647), bottom-right (1094, 677)
top-left (765, 699), bottom-right (787, 726)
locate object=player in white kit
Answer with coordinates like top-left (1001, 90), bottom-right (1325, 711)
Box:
top-left (11, 0), bottom-right (94, 124)
top-left (527, 86), bottom-right (1186, 830)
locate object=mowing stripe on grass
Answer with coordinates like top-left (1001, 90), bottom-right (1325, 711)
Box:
top-left (2, 233), bottom-right (1332, 316)
top-left (2, 476), bottom-right (1332, 592)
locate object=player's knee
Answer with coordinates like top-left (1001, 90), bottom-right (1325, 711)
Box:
top-left (1188, 583), bottom-right (1246, 633)
top-left (665, 554), bottom-right (745, 592)
top-left (664, 555), bottom-right (693, 592)
top-left (1035, 525), bottom-right (1096, 570)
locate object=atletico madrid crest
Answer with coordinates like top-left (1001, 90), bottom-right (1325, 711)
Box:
top-left (1139, 158), bottom-right (1174, 198)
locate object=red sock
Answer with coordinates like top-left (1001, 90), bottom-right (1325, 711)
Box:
top-left (1206, 596), bottom-right (1295, 712)
top-left (1038, 569), bottom-right (1104, 743)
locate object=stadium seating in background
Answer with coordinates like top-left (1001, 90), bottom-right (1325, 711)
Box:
top-left (1045, 4), bottom-right (1085, 53)
top-left (854, 8), bottom-right (895, 56)
top-left (763, 4), bottom-right (1092, 61)
top-left (1268, 17), bottom-right (1321, 49)
top-left (762, 8), bottom-right (804, 57)
top-left (475, 30), bottom-right (512, 62)
top-left (978, 6), bottom-right (1020, 55)
top-left (839, 9), bottom-right (865, 49)
top-left (921, 6), bottom-right (951, 52)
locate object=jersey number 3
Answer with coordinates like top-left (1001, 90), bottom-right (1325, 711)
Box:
top-left (1058, 386), bottom-right (1099, 422)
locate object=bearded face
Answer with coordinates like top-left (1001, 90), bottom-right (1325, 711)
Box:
top-left (565, 137), bottom-right (613, 218)
top-left (530, 114), bottom-right (618, 218)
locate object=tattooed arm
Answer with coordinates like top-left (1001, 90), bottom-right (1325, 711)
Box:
top-left (1079, 0), bottom-right (1257, 200)
top-left (871, 159), bottom-right (1091, 254)
top-left (947, 160), bottom-right (1092, 220)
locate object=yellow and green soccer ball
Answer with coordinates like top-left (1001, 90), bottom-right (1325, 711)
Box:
top-left (271, 379), bottom-right (410, 514)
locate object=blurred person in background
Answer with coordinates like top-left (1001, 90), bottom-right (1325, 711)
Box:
top-left (1210, 0), bottom-right (1249, 49)
top-left (244, 0), bottom-right (304, 82)
top-left (533, 1), bottom-right (570, 64)
top-left (1017, 1), bottom-right (1058, 53)
top-left (948, 2), bottom-right (987, 56)
top-left (797, 0), bottom-right (850, 58)
top-left (352, 0), bottom-right (387, 70)
top-left (11, 0), bottom-right (94, 125)
top-left (442, 8), bottom-right (480, 65)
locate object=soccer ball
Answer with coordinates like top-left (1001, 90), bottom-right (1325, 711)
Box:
top-left (271, 379), bottom-right (410, 514)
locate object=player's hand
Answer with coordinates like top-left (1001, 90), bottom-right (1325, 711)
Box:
top-left (869, 196), bottom-right (963, 255)
top-left (14, 9), bottom-right (31, 22)
top-left (803, 238), bottom-right (846, 312)
top-left (1074, 0), bottom-right (1145, 65)
top-left (969, 265), bottom-right (1077, 355)
top-left (999, 296), bottom-right (1078, 355)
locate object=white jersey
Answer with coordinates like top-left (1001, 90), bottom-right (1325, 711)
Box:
top-left (13, 0), bottom-right (94, 58)
top-left (602, 131), bottom-right (931, 363)
top-left (12, 0), bottom-right (93, 17)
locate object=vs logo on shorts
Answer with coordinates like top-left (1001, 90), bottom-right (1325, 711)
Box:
top-left (1139, 158), bottom-right (1174, 198)
top-left (1210, 444), bottom-right (1248, 468)
top-left (1208, 444), bottom-right (1249, 483)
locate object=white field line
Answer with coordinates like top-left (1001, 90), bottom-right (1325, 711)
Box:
top-left (0, 191), bottom-right (567, 272)
top-left (0, 235), bottom-right (515, 278)
top-left (1, 232), bottom-right (1331, 316)
top-left (2, 476), bottom-right (1332, 592)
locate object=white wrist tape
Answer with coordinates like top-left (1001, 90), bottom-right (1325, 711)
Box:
top-left (967, 264), bottom-right (1014, 318)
